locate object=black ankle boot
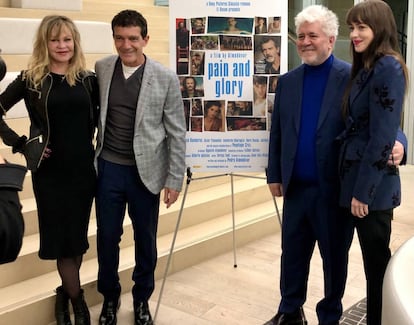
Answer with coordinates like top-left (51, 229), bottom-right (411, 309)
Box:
top-left (55, 286), bottom-right (72, 325)
top-left (71, 289), bottom-right (90, 325)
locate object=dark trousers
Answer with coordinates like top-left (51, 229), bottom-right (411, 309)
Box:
top-left (279, 184), bottom-right (354, 324)
top-left (96, 158), bottom-right (160, 302)
top-left (353, 209), bottom-right (392, 325)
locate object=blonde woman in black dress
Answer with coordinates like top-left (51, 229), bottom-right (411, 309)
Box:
top-left (0, 15), bottom-right (98, 325)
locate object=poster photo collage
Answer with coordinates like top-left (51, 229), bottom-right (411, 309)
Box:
top-left (175, 15), bottom-right (282, 133)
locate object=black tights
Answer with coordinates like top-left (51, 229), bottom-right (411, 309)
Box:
top-left (57, 255), bottom-right (83, 300)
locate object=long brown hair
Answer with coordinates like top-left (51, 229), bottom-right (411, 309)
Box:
top-left (342, 0), bottom-right (408, 117)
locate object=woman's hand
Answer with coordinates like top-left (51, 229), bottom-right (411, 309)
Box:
top-left (351, 197), bottom-right (369, 218)
top-left (389, 140), bottom-right (404, 166)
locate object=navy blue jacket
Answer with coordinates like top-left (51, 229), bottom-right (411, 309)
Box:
top-left (267, 57), bottom-right (350, 199)
top-left (338, 56), bottom-right (406, 210)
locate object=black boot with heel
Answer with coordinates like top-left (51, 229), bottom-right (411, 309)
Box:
top-left (71, 289), bottom-right (90, 325)
top-left (55, 286), bottom-right (72, 325)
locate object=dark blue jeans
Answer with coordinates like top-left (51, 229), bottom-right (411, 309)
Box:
top-left (96, 158), bottom-right (160, 302)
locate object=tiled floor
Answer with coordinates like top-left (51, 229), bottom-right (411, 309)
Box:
top-left (341, 298), bottom-right (367, 325)
top-left (88, 165), bottom-right (414, 325)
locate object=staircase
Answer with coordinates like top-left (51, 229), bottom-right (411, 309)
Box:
top-left (0, 134), bottom-right (280, 324)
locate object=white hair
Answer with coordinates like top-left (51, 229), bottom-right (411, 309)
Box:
top-left (295, 5), bottom-right (339, 38)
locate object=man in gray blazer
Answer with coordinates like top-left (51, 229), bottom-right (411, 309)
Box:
top-left (94, 10), bottom-right (186, 325)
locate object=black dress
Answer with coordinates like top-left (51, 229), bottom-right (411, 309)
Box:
top-left (32, 73), bottom-right (96, 259)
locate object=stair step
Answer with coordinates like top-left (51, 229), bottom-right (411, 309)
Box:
top-left (1, 175), bottom-right (273, 287)
top-left (0, 199), bottom-right (281, 324)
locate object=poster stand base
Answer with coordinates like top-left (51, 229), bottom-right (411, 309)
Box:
top-left (153, 167), bottom-right (282, 322)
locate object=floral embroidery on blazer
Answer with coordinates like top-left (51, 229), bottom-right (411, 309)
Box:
top-left (338, 55), bottom-right (405, 210)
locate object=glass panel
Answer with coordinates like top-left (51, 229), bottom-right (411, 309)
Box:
top-left (154, 0), bottom-right (169, 6)
top-left (386, 0), bottom-right (408, 59)
top-left (288, 0), bottom-right (354, 70)
top-left (325, 0), bottom-right (354, 62)
top-left (287, 0), bottom-right (303, 70)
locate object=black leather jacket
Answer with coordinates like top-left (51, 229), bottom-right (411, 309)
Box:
top-left (0, 71), bottom-right (99, 171)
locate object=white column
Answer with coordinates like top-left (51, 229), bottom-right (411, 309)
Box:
top-left (403, 0), bottom-right (414, 164)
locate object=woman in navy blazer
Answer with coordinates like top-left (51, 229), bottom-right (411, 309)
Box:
top-left (339, 1), bottom-right (409, 324)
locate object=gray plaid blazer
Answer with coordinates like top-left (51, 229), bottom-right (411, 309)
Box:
top-left (95, 55), bottom-right (186, 194)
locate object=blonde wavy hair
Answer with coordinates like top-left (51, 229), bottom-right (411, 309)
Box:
top-left (25, 15), bottom-right (86, 88)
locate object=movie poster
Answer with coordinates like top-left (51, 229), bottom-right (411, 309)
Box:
top-left (170, 0), bottom-right (288, 172)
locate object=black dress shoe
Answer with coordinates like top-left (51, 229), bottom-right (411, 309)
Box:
top-left (263, 307), bottom-right (307, 325)
top-left (99, 298), bottom-right (120, 325)
top-left (134, 301), bottom-right (153, 325)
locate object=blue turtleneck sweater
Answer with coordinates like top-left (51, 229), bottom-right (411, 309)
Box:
top-left (292, 55), bottom-right (334, 184)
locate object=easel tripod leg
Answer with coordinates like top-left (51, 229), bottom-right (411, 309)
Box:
top-left (153, 175), bottom-right (191, 322)
top-left (230, 173), bottom-right (237, 268)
